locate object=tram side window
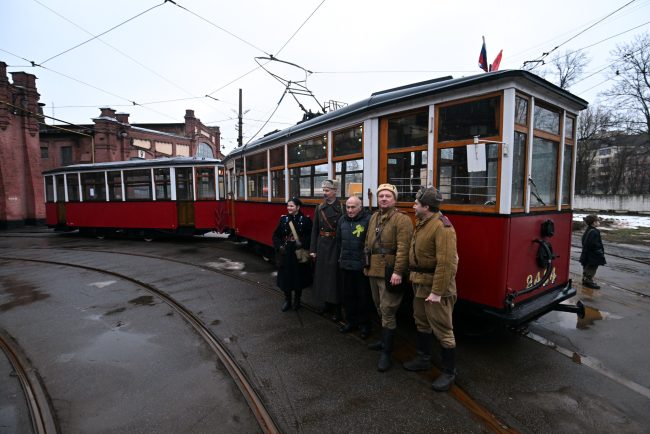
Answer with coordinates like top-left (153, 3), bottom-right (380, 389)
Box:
top-left (438, 96), bottom-right (500, 142)
top-left (333, 125), bottom-right (363, 157)
top-left (107, 171), bottom-right (123, 201)
top-left (124, 169), bottom-right (152, 201)
top-left (437, 144), bottom-right (498, 205)
top-left (271, 169), bottom-right (285, 199)
top-left (218, 168), bottom-right (225, 198)
top-left (287, 135), bottom-right (327, 164)
top-left (66, 173), bottom-right (80, 202)
top-left (45, 176), bottom-right (55, 202)
top-left (196, 167), bottom-right (216, 200)
top-left (530, 137), bottom-right (558, 207)
top-left (246, 152), bottom-right (268, 199)
top-left (335, 159), bottom-right (363, 198)
top-left (154, 168), bottom-right (172, 200)
top-left (561, 144), bottom-right (572, 205)
top-left (55, 175), bottom-right (65, 202)
top-left (81, 172), bottom-right (106, 202)
top-left (533, 105), bottom-right (560, 135)
top-left (175, 167), bottom-right (193, 201)
top-left (289, 163), bottom-right (328, 198)
top-left (511, 132), bottom-right (527, 208)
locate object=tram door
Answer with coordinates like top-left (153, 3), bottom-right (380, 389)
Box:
top-left (175, 168), bottom-right (195, 227)
top-left (55, 175), bottom-right (67, 225)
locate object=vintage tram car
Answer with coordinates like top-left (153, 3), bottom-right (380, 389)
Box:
top-left (45, 70), bottom-right (587, 325)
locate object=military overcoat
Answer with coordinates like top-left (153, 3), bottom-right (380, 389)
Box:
top-left (364, 208), bottom-right (413, 278)
top-left (408, 212), bottom-right (458, 297)
top-left (310, 200), bottom-right (343, 303)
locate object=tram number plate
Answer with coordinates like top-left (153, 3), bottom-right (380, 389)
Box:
top-left (526, 267), bottom-right (557, 288)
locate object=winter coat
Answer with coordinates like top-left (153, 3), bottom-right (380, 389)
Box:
top-left (364, 208), bottom-right (413, 278)
top-left (408, 212), bottom-right (458, 297)
top-left (580, 226), bottom-right (606, 266)
top-left (272, 212), bottom-right (313, 291)
top-left (310, 200), bottom-right (344, 303)
top-left (336, 209), bottom-right (371, 271)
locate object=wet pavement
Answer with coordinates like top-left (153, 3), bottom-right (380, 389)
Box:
top-left (0, 228), bottom-right (649, 433)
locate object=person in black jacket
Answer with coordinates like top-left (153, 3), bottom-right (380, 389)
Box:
top-left (272, 198), bottom-right (313, 311)
top-left (336, 195), bottom-right (372, 338)
top-left (580, 214), bottom-right (606, 290)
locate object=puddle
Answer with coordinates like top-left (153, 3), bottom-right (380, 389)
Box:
top-left (552, 305), bottom-right (622, 330)
top-left (128, 295), bottom-right (155, 306)
top-left (0, 276), bottom-right (50, 311)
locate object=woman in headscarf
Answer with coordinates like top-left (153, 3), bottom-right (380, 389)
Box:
top-left (272, 197), bottom-right (313, 311)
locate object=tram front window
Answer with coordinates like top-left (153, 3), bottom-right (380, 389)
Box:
top-left (387, 151), bottom-right (426, 202)
top-left (530, 137), bottom-right (558, 207)
top-left (196, 167), bottom-right (216, 200)
top-left (437, 144), bottom-right (498, 205)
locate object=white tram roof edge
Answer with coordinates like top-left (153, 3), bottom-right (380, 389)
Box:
top-left (43, 156), bottom-right (222, 175)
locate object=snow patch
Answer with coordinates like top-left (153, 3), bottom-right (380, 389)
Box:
top-left (205, 258), bottom-right (245, 271)
top-left (89, 281), bottom-right (117, 288)
top-left (573, 213), bottom-right (650, 230)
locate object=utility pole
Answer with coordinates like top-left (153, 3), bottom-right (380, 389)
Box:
top-left (238, 88), bottom-right (243, 147)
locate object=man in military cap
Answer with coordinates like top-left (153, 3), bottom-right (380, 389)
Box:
top-left (403, 187), bottom-right (459, 392)
top-left (364, 183), bottom-right (413, 372)
top-left (310, 179), bottom-right (344, 320)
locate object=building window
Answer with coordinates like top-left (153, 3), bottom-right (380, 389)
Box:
top-left (66, 173), bottom-right (80, 202)
top-left (511, 132), bottom-right (527, 208)
top-left (124, 169), bottom-right (152, 201)
top-left (288, 135), bottom-right (327, 164)
top-left (81, 172), bottom-right (106, 201)
top-left (437, 144), bottom-right (498, 205)
top-left (335, 159), bottom-right (363, 198)
top-left (196, 167), bottom-right (216, 200)
top-left (289, 163), bottom-right (328, 198)
top-left (107, 171), bottom-right (123, 201)
top-left (196, 142), bottom-right (214, 159)
top-left (438, 96), bottom-right (500, 142)
top-left (61, 146), bottom-right (73, 166)
top-left (530, 137), bottom-right (558, 207)
top-left (175, 167), bottom-right (193, 201)
top-left (154, 168), bottom-right (172, 200)
top-left (41, 147), bottom-right (49, 159)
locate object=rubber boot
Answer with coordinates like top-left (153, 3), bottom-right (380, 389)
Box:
top-left (281, 292), bottom-right (292, 312)
top-left (293, 290), bottom-right (302, 310)
top-left (377, 328), bottom-right (396, 372)
top-left (403, 331), bottom-right (433, 371)
top-left (431, 347), bottom-right (456, 392)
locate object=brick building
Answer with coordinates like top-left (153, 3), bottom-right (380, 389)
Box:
top-left (0, 62), bottom-right (44, 228)
top-left (1, 60), bottom-right (223, 228)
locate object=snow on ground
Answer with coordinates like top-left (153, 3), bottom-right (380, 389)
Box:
top-left (573, 213), bottom-right (650, 229)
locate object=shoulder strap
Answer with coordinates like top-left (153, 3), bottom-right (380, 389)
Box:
top-left (320, 208), bottom-right (336, 231)
top-left (288, 221), bottom-right (301, 243)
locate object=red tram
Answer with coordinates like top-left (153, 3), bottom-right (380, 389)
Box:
top-left (45, 70), bottom-right (587, 325)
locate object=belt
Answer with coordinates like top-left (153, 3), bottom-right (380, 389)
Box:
top-left (319, 231), bottom-right (336, 237)
top-left (371, 248), bottom-right (397, 255)
top-left (409, 266), bottom-right (436, 273)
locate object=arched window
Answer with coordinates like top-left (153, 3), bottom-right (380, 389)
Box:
top-left (196, 142), bottom-right (214, 158)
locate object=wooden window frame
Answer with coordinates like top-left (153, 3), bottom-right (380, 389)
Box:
top-left (332, 123), bottom-right (364, 162)
top-left (512, 93), bottom-right (531, 212)
top-left (433, 92), bottom-right (503, 213)
top-left (287, 134), bottom-right (328, 166)
top-left (287, 160), bottom-right (329, 204)
top-left (246, 168), bottom-right (269, 201)
top-left (530, 100), bottom-right (563, 211)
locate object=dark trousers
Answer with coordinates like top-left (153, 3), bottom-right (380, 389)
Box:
top-left (340, 268), bottom-right (371, 327)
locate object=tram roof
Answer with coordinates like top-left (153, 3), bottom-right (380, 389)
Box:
top-left (43, 156), bottom-right (222, 174)
top-left (228, 69), bottom-right (588, 158)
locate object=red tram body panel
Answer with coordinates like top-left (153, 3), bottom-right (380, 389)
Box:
top-left (65, 202), bottom-right (178, 229)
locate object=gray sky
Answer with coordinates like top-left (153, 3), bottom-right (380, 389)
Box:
top-left (2, 0), bottom-right (649, 154)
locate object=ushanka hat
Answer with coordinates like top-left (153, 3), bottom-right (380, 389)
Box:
top-left (376, 183), bottom-right (398, 199)
top-left (321, 179), bottom-right (339, 190)
top-left (416, 187), bottom-right (443, 209)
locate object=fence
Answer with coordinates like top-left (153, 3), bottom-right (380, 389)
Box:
top-left (574, 194), bottom-right (650, 213)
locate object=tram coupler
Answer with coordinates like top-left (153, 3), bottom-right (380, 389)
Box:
top-left (552, 300), bottom-right (585, 318)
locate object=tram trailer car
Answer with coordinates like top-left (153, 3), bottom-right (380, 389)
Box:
top-left (43, 157), bottom-right (230, 238)
top-left (220, 70), bottom-right (588, 326)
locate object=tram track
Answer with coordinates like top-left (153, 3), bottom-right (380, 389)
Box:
top-left (0, 254), bottom-right (280, 434)
top-left (0, 244), bottom-right (518, 434)
top-left (0, 329), bottom-right (58, 434)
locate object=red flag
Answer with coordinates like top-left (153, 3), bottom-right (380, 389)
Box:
top-left (490, 50), bottom-right (503, 72)
top-left (478, 37), bottom-right (488, 72)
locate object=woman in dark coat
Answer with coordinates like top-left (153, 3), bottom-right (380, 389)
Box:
top-left (579, 214), bottom-right (606, 289)
top-left (272, 198), bottom-right (313, 311)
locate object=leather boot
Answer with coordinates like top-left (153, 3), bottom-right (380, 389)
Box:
top-left (367, 340), bottom-right (382, 351)
top-left (293, 290), bottom-right (302, 310)
top-left (403, 331), bottom-right (433, 371)
top-left (377, 328), bottom-right (396, 372)
top-left (359, 324), bottom-right (371, 340)
top-left (331, 303), bottom-right (342, 322)
top-left (431, 347), bottom-right (456, 392)
top-left (281, 292), bottom-right (292, 312)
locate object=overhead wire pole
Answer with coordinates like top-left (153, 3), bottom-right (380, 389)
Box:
top-left (238, 89), bottom-right (243, 147)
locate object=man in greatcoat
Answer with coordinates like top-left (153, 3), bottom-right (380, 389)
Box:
top-left (310, 179), bottom-right (344, 320)
top-left (364, 183), bottom-right (413, 372)
top-left (403, 187), bottom-right (459, 392)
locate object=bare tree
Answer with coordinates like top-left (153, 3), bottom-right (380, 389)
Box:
top-left (575, 105), bottom-right (616, 194)
top-left (601, 32), bottom-right (650, 138)
top-left (550, 50), bottom-right (590, 89)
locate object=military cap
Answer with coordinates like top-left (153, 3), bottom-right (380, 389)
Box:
top-left (376, 183), bottom-right (398, 199)
top-left (416, 187), bottom-right (443, 209)
top-left (321, 179), bottom-right (339, 190)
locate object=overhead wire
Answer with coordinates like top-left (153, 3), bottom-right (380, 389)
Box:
top-left (275, 0), bottom-right (326, 56)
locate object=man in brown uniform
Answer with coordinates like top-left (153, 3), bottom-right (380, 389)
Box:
top-left (364, 183), bottom-right (413, 372)
top-left (403, 187), bottom-right (459, 391)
